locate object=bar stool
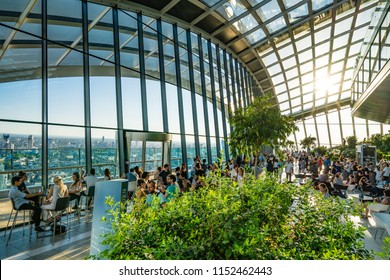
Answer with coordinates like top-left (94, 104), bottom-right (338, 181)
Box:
top-left (83, 186), bottom-right (95, 223)
top-left (49, 197), bottom-right (71, 244)
top-left (4, 198), bottom-right (33, 246)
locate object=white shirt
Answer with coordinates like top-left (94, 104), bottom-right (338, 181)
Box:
top-left (84, 175), bottom-right (98, 188)
top-left (383, 167), bottom-right (390, 177)
top-left (84, 175), bottom-right (98, 194)
top-left (285, 162), bottom-right (294, 173)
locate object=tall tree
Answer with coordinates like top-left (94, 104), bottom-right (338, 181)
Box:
top-left (228, 94), bottom-right (297, 167)
top-left (300, 136), bottom-right (317, 151)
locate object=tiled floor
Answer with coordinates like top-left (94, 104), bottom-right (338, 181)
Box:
top-left (1, 212), bottom-right (92, 260)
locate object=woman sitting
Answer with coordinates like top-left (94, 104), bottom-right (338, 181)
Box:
top-left (69, 172), bottom-right (82, 210)
top-left (333, 172), bottom-right (347, 190)
top-left (41, 176), bottom-right (69, 224)
top-left (318, 183), bottom-right (330, 199)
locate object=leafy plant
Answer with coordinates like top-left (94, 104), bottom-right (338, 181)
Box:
top-left (95, 174), bottom-right (372, 260)
top-left (346, 136), bottom-right (358, 149)
top-left (313, 146), bottom-right (328, 156)
top-left (300, 136), bottom-right (317, 151)
top-left (377, 237), bottom-right (390, 260)
top-left (228, 93), bottom-right (297, 167)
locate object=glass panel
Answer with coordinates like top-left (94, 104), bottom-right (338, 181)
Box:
top-left (334, 17), bottom-right (353, 36)
top-left (368, 120), bottom-right (381, 136)
top-left (122, 69), bottom-right (143, 130)
top-left (48, 125), bottom-right (85, 185)
top-left (246, 28), bottom-right (266, 44)
top-left (210, 137), bottom-right (218, 163)
top-left (0, 121), bottom-right (42, 190)
top-left (162, 22), bottom-right (176, 85)
top-left (233, 14), bottom-right (259, 34)
top-left (0, 28), bottom-right (41, 122)
top-left (90, 59), bottom-right (117, 128)
top-left (216, 0), bottom-right (247, 21)
top-left (0, 0), bottom-right (41, 36)
top-left (256, 0), bottom-right (281, 22)
top-left (338, 107), bottom-right (353, 138)
top-left (48, 75), bottom-right (84, 125)
top-left (207, 99), bottom-right (216, 137)
top-left (143, 17), bottom-right (160, 79)
top-left (266, 17), bottom-right (287, 34)
top-left (171, 134), bottom-right (182, 168)
top-left (328, 111), bottom-right (342, 146)
top-left (288, 3), bottom-right (308, 23)
top-left (146, 79), bottom-right (163, 132)
top-left (199, 136), bottom-right (208, 161)
top-left (282, 0), bottom-right (302, 9)
top-left (87, 4), bottom-right (114, 61)
top-left (91, 128), bottom-right (118, 178)
top-left (118, 10), bottom-right (139, 71)
top-left (129, 140), bottom-right (143, 169)
top-left (316, 114), bottom-right (330, 146)
top-left (312, 0), bottom-right (332, 11)
top-left (47, 0), bottom-right (82, 48)
top-left (295, 121), bottom-right (305, 146)
top-left (166, 83), bottom-right (181, 134)
top-left (354, 116), bottom-right (367, 142)
top-left (186, 135), bottom-right (196, 168)
top-left (182, 89), bottom-right (194, 135)
top-left (196, 94), bottom-right (206, 136)
top-left (144, 141), bottom-right (162, 172)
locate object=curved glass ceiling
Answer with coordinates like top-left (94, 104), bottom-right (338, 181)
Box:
top-left (200, 0), bottom-right (381, 118)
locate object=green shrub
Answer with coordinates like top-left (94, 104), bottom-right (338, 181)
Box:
top-left (377, 237), bottom-right (390, 260)
top-left (95, 175), bottom-right (372, 260)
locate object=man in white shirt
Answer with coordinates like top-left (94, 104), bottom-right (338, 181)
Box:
top-left (285, 159), bottom-right (294, 183)
top-left (9, 176), bottom-right (44, 232)
top-left (81, 168), bottom-right (98, 208)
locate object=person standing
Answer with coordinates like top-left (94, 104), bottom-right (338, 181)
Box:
top-left (285, 158), bottom-right (294, 183)
top-left (81, 168), bottom-right (98, 208)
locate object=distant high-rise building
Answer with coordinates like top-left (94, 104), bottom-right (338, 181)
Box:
top-left (0, 161), bottom-right (6, 190)
top-left (3, 134), bottom-right (10, 149)
top-left (48, 138), bottom-right (55, 149)
top-left (102, 136), bottom-right (105, 143)
top-left (28, 135), bottom-right (34, 149)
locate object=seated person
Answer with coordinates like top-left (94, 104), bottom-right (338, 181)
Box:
top-left (17, 171), bottom-right (40, 205)
top-left (318, 183), bottom-right (330, 199)
top-left (377, 176), bottom-right (388, 189)
top-left (41, 176), bottom-right (69, 224)
top-left (346, 174), bottom-right (356, 185)
top-left (9, 176), bottom-right (44, 232)
top-left (145, 181), bottom-right (166, 208)
top-left (333, 172), bottom-right (347, 190)
top-left (135, 179), bottom-right (147, 200)
top-left (364, 189), bottom-right (390, 218)
top-left (318, 171), bottom-right (330, 183)
top-left (358, 176), bottom-right (382, 197)
top-left (69, 172), bottom-right (82, 209)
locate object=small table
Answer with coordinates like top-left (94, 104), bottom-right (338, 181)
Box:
top-left (371, 213), bottom-right (390, 238)
top-left (348, 193), bottom-right (374, 202)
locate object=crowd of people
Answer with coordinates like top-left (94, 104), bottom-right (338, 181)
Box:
top-left (8, 168), bottom-right (112, 232)
top-left (8, 151), bottom-right (390, 231)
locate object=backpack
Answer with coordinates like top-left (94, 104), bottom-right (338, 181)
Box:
top-left (51, 224), bottom-right (67, 234)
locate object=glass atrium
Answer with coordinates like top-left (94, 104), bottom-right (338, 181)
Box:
top-left (1, 0), bottom-right (390, 191)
